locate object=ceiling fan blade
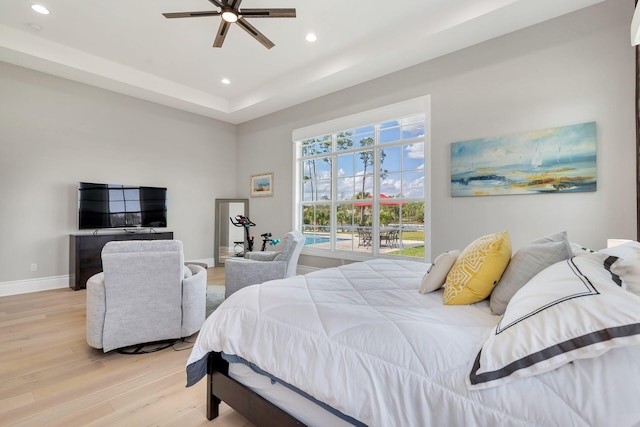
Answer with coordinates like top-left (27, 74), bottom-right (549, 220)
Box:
top-left (236, 18), bottom-right (275, 49)
top-left (229, 0), bottom-right (243, 9)
top-left (213, 20), bottom-right (231, 48)
top-left (240, 8), bottom-right (296, 18)
top-left (206, 0), bottom-right (226, 8)
top-left (163, 11), bottom-right (221, 19)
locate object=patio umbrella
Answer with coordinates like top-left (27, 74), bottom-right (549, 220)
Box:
top-left (353, 194), bottom-right (407, 206)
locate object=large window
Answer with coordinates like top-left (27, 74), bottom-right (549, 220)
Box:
top-left (294, 101), bottom-right (428, 260)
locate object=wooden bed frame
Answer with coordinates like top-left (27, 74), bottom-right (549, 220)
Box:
top-left (206, 351), bottom-right (306, 426)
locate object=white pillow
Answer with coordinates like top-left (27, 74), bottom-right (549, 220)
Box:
top-left (600, 241), bottom-right (640, 296)
top-left (599, 241), bottom-right (640, 259)
top-left (468, 253), bottom-right (640, 390)
top-left (570, 242), bottom-right (596, 256)
top-left (419, 250), bottom-right (460, 294)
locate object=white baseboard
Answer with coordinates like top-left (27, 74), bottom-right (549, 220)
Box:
top-left (0, 263), bottom-right (316, 297)
top-left (0, 275), bottom-right (70, 297)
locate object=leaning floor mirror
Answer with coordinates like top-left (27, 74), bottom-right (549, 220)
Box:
top-left (214, 199), bottom-right (249, 267)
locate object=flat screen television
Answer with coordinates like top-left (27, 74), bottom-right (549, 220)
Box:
top-left (78, 182), bottom-right (167, 230)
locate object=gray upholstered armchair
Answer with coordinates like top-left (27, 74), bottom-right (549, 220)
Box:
top-left (224, 230), bottom-right (305, 298)
top-left (86, 240), bottom-right (207, 353)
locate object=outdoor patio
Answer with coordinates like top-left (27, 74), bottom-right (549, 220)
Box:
top-left (303, 230), bottom-right (424, 256)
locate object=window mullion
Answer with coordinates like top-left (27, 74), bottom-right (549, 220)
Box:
top-left (330, 133), bottom-right (337, 251)
top-left (372, 124), bottom-right (380, 254)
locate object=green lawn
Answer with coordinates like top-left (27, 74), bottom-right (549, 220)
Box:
top-left (389, 230), bottom-right (424, 257)
top-left (388, 246), bottom-right (424, 257)
top-left (400, 230), bottom-right (424, 241)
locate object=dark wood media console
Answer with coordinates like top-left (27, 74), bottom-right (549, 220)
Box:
top-left (69, 231), bottom-right (173, 290)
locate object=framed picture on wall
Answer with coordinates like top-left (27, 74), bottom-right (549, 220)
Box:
top-left (450, 121), bottom-right (597, 197)
top-left (250, 173), bottom-right (274, 197)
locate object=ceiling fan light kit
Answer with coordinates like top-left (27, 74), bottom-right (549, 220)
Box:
top-left (221, 10), bottom-right (238, 23)
top-left (163, 0), bottom-right (296, 49)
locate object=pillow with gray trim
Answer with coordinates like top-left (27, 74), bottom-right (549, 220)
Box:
top-left (570, 242), bottom-right (596, 256)
top-left (600, 241), bottom-right (640, 296)
top-left (490, 231), bottom-right (572, 315)
top-left (468, 253), bottom-right (640, 390)
top-left (419, 250), bottom-right (460, 294)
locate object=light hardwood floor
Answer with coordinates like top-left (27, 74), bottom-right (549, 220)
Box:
top-left (0, 268), bottom-right (254, 427)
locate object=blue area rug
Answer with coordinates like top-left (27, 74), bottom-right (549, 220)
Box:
top-left (206, 285), bottom-right (225, 317)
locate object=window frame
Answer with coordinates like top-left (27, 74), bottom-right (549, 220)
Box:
top-left (292, 97), bottom-right (431, 262)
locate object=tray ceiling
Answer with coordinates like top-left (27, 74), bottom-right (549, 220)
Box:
top-left (0, 0), bottom-right (605, 124)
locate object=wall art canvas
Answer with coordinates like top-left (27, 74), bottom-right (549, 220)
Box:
top-left (250, 173), bottom-right (274, 197)
top-left (451, 121), bottom-right (596, 197)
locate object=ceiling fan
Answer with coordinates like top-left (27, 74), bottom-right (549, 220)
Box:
top-left (163, 0), bottom-right (296, 49)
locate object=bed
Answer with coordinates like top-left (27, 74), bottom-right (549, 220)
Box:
top-left (186, 234), bottom-right (640, 427)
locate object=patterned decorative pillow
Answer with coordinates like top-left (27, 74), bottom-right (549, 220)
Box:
top-left (419, 250), bottom-right (460, 294)
top-left (444, 231), bottom-right (511, 305)
top-left (489, 231), bottom-right (572, 315)
top-left (468, 254), bottom-right (640, 390)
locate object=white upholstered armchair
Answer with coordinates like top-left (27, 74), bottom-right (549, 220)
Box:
top-left (86, 240), bottom-right (207, 353)
top-left (224, 230), bottom-right (305, 298)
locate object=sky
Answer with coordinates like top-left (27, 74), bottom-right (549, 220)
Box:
top-left (301, 115), bottom-right (426, 201)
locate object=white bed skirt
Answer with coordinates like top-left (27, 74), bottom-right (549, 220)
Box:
top-left (229, 363), bottom-right (355, 427)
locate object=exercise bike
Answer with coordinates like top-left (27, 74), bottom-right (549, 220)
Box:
top-left (259, 232), bottom-right (281, 251)
top-left (229, 215), bottom-right (279, 256)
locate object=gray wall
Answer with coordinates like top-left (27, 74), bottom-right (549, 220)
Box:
top-left (235, 0), bottom-right (636, 268)
top-left (0, 63), bottom-right (237, 282)
top-left (0, 1), bottom-right (635, 283)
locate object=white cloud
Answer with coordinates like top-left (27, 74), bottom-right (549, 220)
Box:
top-left (403, 177), bottom-right (424, 198)
top-left (405, 142), bottom-right (424, 159)
top-left (380, 177), bottom-right (402, 196)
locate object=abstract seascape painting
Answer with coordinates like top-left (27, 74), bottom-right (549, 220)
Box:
top-left (451, 122), bottom-right (596, 197)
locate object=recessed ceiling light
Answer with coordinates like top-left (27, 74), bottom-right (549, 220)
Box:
top-left (221, 78), bottom-right (231, 85)
top-left (305, 33), bottom-right (317, 42)
top-left (31, 4), bottom-right (50, 15)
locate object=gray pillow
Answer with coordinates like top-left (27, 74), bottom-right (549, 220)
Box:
top-left (489, 231), bottom-right (572, 315)
top-left (245, 251), bottom-right (281, 261)
top-left (183, 264), bottom-right (193, 279)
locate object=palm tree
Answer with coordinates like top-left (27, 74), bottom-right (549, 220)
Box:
top-left (336, 204), bottom-right (350, 232)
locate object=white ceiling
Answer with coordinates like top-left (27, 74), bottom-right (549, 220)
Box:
top-left (0, 0), bottom-right (605, 124)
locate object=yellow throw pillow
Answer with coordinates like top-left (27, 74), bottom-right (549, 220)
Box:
top-left (444, 231), bottom-right (512, 305)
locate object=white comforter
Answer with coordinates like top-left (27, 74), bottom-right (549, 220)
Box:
top-left (187, 259), bottom-right (640, 426)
